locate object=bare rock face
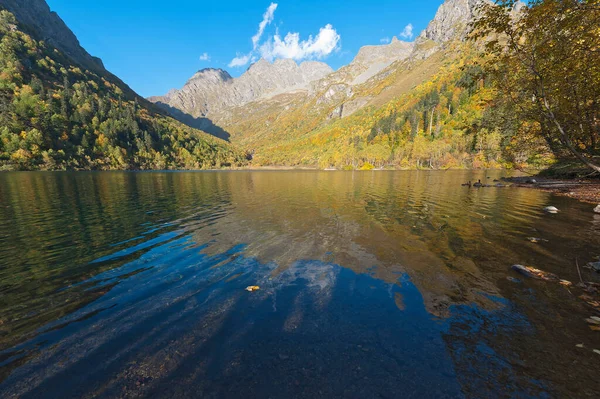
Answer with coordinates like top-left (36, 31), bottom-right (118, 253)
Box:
top-left (151, 59), bottom-right (333, 118)
top-left (148, 68), bottom-right (233, 117)
top-left (349, 38), bottom-right (415, 85)
top-left (0, 0), bottom-right (104, 73)
top-left (311, 37), bottom-right (415, 94)
top-left (420, 0), bottom-right (490, 43)
top-left (352, 37), bottom-right (414, 66)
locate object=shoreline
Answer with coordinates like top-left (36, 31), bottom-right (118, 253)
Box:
top-left (504, 176), bottom-right (600, 204)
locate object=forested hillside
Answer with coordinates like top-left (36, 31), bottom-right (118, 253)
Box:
top-left (0, 10), bottom-right (247, 170)
top-left (224, 43), bottom-right (550, 170)
top-left (2, 0), bottom-right (596, 172)
top-left (218, 0), bottom-right (597, 172)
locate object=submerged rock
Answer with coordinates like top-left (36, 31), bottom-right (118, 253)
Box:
top-left (587, 261), bottom-right (600, 273)
top-left (544, 206), bottom-right (559, 214)
top-left (511, 264), bottom-right (560, 281)
top-left (594, 205), bottom-right (600, 214)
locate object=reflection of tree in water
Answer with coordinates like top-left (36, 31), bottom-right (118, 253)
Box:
top-left (1, 237), bottom-right (469, 398)
top-left (2, 171), bottom-right (600, 397)
top-left (0, 172), bottom-right (234, 352)
top-left (191, 170), bottom-right (552, 317)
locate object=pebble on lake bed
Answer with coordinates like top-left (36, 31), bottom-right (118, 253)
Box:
top-left (245, 286), bottom-right (260, 292)
top-left (595, 205), bottom-right (600, 214)
top-left (587, 261), bottom-right (600, 272)
top-left (544, 206), bottom-right (559, 214)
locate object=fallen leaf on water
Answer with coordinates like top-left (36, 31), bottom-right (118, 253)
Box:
top-left (527, 237), bottom-right (548, 244)
top-left (576, 344), bottom-right (585, 348)
top-left (594, 349), bottom-right (600, 356)
top-left (245, 286), bottom-right (260, 292)
top-left (589, 326), bottom-right (600, 332)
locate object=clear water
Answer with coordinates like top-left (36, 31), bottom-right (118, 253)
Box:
top-left (0, 171), bottom-right (599, 398)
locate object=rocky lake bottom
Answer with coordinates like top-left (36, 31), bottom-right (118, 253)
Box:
top-left (0, 170), bottom-right (599, 398)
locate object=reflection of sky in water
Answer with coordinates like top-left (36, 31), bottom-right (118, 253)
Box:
top-left (1, 170), bottom-right (598, 397)
top-left (1, 228), bottom-right (547, 398)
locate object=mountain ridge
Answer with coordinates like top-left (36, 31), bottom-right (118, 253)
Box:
top-left (149, 58), bottom-right (334, 119)
top-left (149, 0), bottom-right (490, 129)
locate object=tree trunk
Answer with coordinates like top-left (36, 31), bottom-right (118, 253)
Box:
top-left (543, 98), bottom-right (600, 173)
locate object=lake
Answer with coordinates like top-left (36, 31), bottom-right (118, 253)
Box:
top-left (0, 170), bottom-right (599, 398)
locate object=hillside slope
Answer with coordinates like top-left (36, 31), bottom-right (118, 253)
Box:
top-left (0, 6), bottom-right (247, 170)
top-left (209, 0), bottom-right (527, 168)
top-left (143, 0), bottom-right (539, 170)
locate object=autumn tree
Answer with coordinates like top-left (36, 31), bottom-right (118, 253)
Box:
top-left (473, 0), bottom-right (600, 172)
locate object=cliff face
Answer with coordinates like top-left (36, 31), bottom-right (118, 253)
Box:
top-left (0, 0), bottom-right (105, 72)
top-left (420, 0), bottom-right (489, 43)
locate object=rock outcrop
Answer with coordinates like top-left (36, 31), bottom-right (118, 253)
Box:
top-left (419, 0), bottom-right (489, 43)
top-left (349, 37), bottom-right (415, 85)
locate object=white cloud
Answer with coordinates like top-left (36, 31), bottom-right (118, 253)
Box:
top-left (199, 52), bottom-right (211, 61)
top-left (400, 24), bottom-right (414, 40)
top-left (229, 3), bottom-right (340, 68)
top-left (380, 37), bottom-right (391, 44)
top-left (228, 53), bottom-right (253, 68)
top-left (252, 3), bottom-right (278, 50)
top-left (259, 24), bottom-right (340, 61)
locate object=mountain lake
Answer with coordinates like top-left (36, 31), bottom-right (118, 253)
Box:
top-left (0, 170), bottom-right (599, 398)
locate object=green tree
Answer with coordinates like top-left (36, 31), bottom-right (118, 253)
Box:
top-left (473, 0), bottom-right (600, 172)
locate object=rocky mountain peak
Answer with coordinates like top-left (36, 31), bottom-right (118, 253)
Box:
top-left (187, 68), bottom-right (232, 84)
top-left (246, 58), bottom-right (271, 74)
top-left (420, 0), bottom-right (490, 43)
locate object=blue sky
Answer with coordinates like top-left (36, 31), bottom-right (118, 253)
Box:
top-left (46, 0), bottom-right (444, 98)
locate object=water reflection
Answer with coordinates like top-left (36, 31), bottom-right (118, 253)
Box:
top-left (0, 171), bottom-right (598, 397)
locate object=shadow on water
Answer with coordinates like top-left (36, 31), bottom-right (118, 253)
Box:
top-left (0, 171), bottom-right (599, 397)
top-left (0, 236), bottom-right (540, 398)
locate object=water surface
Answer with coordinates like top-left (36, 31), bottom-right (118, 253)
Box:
top-left (0, 171), bottom-right (599, 398)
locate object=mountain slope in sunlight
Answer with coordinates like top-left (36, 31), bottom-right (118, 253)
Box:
top-left (0, 3), bottom-right (247, 170)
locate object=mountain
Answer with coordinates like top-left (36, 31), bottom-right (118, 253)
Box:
top-left (150, 0), bottom-right (488, 130)
top-left (150, 0), bottom-right (524, 170)
top-left (1, 0), bottom-right (533, 171)
top-left (0, 1), bottom-right (247, 170)
top-left (337, 37), bottom-right (415, 86)
top-left (420, 0), bottom-right (487, 43)
top-left (150, 59), bottom-right (333, 119)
